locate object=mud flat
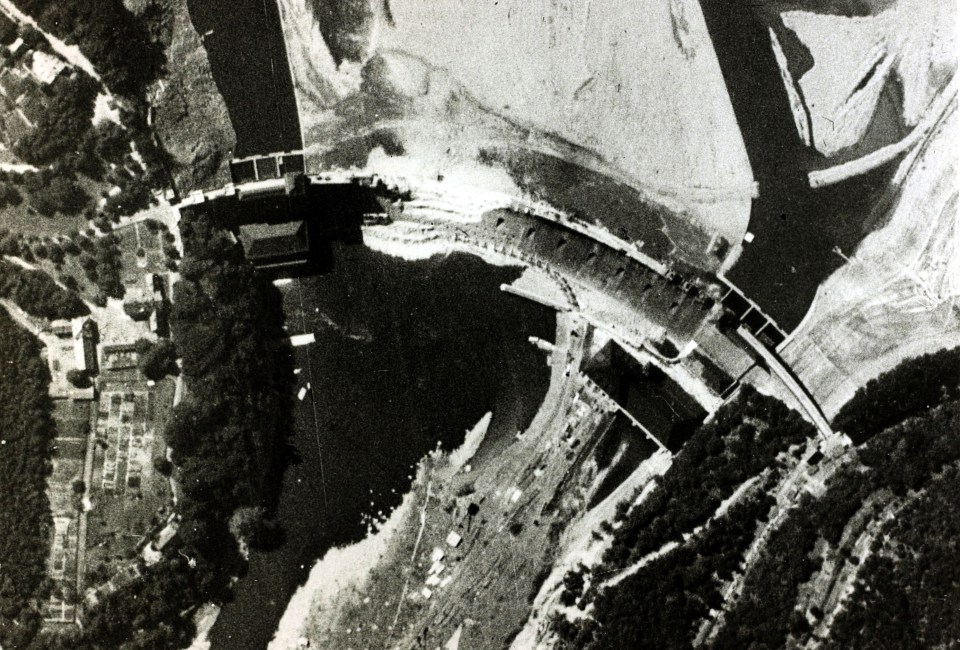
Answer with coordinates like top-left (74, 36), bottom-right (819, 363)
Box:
top-left (375, 0), bottom-right (754, 238)
top-left (781, 101), bottom-right (959, 417)
top-left (772, 0), bottom-right (955, 159)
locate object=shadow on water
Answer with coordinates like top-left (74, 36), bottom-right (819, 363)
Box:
top-left (186, 0), bottom-right (302, 157)
top-left (209, 243), bottom-right (556, 650)
top-left (700, 0), bottom-right (902, 330)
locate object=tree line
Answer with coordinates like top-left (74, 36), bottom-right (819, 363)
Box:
top-left (0, 258), bottom-right (88, 319)
top-left (552, 348), bottom-right (960, 649)
top-left (0, 310), bottom-right (57, 649)
top-left (10, 0), bottom-right (164, 97)
top-left (167, 208), bottom-right (295, 573)
top-left (552, 387), bottom-right (815, 648)
top-left (826, 465), bottom-right (960, 648)
top-left (832, 346), bottom-right (960, 443)
top-left (600, 386), bottom-right (813, 570)
top-left (714, 350), bottom-right (960, 649)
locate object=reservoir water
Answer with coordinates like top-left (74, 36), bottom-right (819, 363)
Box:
top-left (208, 244), bottom-right (555, 649)
top-left (701, 0), bottom-right (901, 330)
top-left (187, 0), bottom-right (302, 157)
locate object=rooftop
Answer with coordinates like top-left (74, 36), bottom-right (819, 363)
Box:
top-left (29, 50), bottom-right (67, 85)
top-left (239, 221), bottom-right (309, 263)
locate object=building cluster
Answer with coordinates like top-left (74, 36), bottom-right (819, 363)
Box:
top-left (178, 154), bottom-right (397, 276)
top-left (0, 11), bottom-right (71, 148)
top-left (46, 316), bottom-right (98, 400)
top-left (122, 272), bottom-right (170, 336)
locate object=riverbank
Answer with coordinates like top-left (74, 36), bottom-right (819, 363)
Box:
top-left (209, 243), bottom-right (555, 649)
top-left (268, 478), bottom-right (418, 649)
top-left (781, 98), bottom-right (959, 417)
top-left (269, 412), bottom-right (492, 648)
top-left (267, 301), bottom-right (665, 649)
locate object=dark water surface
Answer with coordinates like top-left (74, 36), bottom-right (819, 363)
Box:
top-left (187, 0), bottom-right (302, 157)
top-left (701, 0), bottom-right (901, 330)
top-left (209, 244), bottom-right (555, 649)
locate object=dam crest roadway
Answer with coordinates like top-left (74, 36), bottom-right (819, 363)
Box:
top-left (176, 162), bottom-right (838, 445)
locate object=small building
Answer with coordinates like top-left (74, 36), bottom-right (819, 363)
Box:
top-left (155, 523), bottom-right (178, 550)
top-left (236, 173), bottom-right (304, 202)
top-left (29, 50), bottom-right (67, 85)
top-left (6, 36), bottom-right (23, 56)
top-left (445, 531), bottom-right (463, 548)
top-left (123, 273), bottom-right (169, 329)
top-left (101, 342), bottom-right (138, 371)
top-left (238, 221), bottom-right (310, 271)
top-left (362, 210), bottom-right (391, 226)
top-left (141, 519), bottom-right (179, 566)
top-left (48, 319), bottom-right (73, 338)
top-left (148, 305), bottom-right (169, 338)
top-left (72, 318), bottom-right (98, 375)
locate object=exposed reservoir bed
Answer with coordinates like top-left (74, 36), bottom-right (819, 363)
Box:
top-left (701, 0), bottom-right (901, 330)
top-left (208, 243), bottom-right (555, 650)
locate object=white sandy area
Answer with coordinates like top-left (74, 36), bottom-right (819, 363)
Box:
top-left (781, 0), bottom-right (956, 157)
top-left (376, 0), bottom-right (754, 233)
top-left (92, 92), bottom-right (121, 126)
top-left (510, 449), bottom-right (672, 650)
top-left (277, 0), bottom-right (753, 247)
top-left (270, 413), bottom-right (492, 649)
top-left (0, 162), bottom-right (36, 173)
top-left (448, 411), bottom-right (491, 471)
top-left (187, 603), bottom-right (221, 650)
top-left (782, 99), bottom-right (959, 417)
top-left (361, 220), bottom-right (521, 269)
top-left (268, 488), bottom-right (416, 650)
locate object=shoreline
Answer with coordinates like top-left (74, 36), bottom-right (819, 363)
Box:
top-left (268, 413), bottom-right (493, 649)
top-left (360, 221), bottom-right (522, 269)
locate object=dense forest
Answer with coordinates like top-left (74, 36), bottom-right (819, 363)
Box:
top-left (0, 310), bottom-right (57, 649)
top-left (13, 75), bottom-right (98, 166)
top-left (554, 489), bottom-right (775, 649)
top-left (0, 259), bottom-right (89, 319)
top-left (715, 397), bottom-right (960, 649)
top-left (832, 346), bottom-right (960, 443)
top-left (553, 387), bottom-right (815, 648)
top-left (600, 386), bottom-right (812, 570)
top-left (167, 208), bottom-right (295, 556)
top-left (555, 348), bottom-right (960, 649)
top-left (826, 466), bottom-right (960, 648)
top-left (10, 0), bottom-right (164, 96)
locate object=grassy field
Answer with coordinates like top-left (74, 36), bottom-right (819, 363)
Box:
top-left (42, 400), bottom-right (92, 624)
top-left (84, 374), bottom-right (175, 596)
top-left (113, 220), bottom-right (170, 287)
